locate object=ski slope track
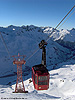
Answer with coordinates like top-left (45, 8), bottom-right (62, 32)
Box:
top-left (0, 25), bottom-right (75, 100)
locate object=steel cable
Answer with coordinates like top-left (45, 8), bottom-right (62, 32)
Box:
top-left (46, 5), bottom-right (75, 42)
top-left (57, 11), bottom-right (75, 30)
top-left (0, 32), bottom-right (12, 59)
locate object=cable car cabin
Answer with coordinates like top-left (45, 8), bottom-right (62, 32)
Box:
top-left (32, 64), bottom-right (49, 90)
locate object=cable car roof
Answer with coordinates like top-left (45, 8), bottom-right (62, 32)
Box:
top-left (33, 64), bottom-right (49, 74)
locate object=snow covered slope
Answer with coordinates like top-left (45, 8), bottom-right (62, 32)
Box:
top-left (0, 25), bottom-right (75, 99)
top-left (0, 60), bottom-right (75, 100)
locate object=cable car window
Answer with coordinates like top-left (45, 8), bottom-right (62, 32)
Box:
top-left (35, 76), bottom-right (37, 84)
top-left (38, 76), bottom-right (48, 81)
top-left (38, 81), bottom-right (48, 85)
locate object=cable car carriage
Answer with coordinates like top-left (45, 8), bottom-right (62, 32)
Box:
top-left (32, 64), bottom-right (49, 90)
top-left (32, 40), bottom-right (50, 90)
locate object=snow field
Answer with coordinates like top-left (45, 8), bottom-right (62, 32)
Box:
top-left (0, 61), bottom-right (74, 100)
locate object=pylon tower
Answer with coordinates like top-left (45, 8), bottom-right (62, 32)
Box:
top-left (12, 53), bottom-right (28, 93)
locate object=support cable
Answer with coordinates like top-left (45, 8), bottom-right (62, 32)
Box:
top-left (46, 5), bottom-right (75, 42)
top-left (47, 10), bottom-right (75, 40)
top-left (57, 11), bottom-right (75, 30)
top-left (26, 48), bottom-right (40, 61)
top-left (0, 32), bottom-right (14, 73)
top-left (0, 32), bottom-right (13, 60)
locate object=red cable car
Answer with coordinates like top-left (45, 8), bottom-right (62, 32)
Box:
top-left (32, 40), bottom-right (50, 90)
top-left (32, 64), bottom-right (49, 90)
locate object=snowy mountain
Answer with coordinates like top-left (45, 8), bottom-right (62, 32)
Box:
top-left (47, 27), bottom-right (75, 50)
top-left (0, 25), bottom-right (75, 100)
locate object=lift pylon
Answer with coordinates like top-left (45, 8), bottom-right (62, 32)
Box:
top-left (12, 53), bottom-right (28, 93)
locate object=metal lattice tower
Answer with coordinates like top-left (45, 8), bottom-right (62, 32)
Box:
top-left (12, 53), bottom-right (28, 93)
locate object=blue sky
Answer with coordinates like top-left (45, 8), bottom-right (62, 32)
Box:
top-left (0, 0), bottom-right (75, 29)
